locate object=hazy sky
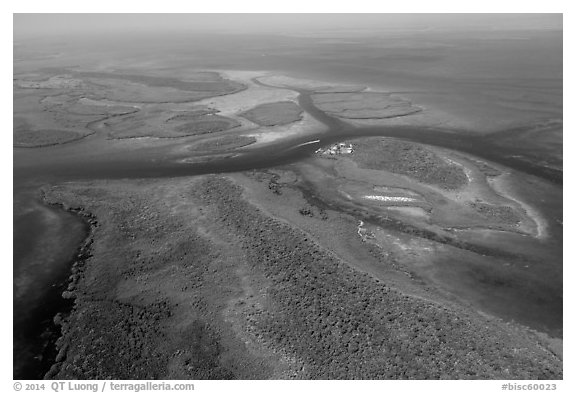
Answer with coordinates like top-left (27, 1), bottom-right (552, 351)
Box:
top-left (14, 14), bottom-right (562, 39)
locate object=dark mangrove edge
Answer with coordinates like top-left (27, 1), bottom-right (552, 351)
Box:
top-left (39, 192), bottom-right (100, 380)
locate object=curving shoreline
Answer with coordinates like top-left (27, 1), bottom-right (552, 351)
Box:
top-left (39, 198), bottom-right (99, 380)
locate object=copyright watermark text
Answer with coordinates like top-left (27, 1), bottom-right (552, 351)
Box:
top-left (12, 381), bottom-right (194, 393)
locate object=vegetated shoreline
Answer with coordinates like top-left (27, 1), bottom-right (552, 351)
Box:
top-left (13, 205), bottom-right (91, 380)
top-left (36, 175), bottom-right (562, 379)
top-left (488, 174), bottom-right (549, 239)
top-left (13, 131), bottom-right (95, 149)
top-left (13, 69), bottom-right (248, 149)
top-left (239, 101), bottom-right (304, 127)
top-left (37, 196), bottom-right (99, 380)
top-left (251, 163), bottom-right (563, 340)
top-left (13, 106), bottom-right (141, 149)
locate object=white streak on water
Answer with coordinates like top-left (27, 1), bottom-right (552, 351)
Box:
top-left (364, 195), bottom-right (416, 203)
top-left (295, 139), bottom-right (320, 148)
